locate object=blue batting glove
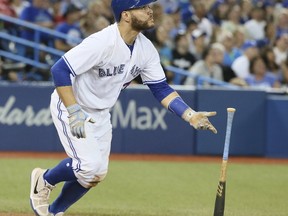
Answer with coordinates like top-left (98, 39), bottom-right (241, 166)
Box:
top-left (67, 104), bottom-right (95, 138)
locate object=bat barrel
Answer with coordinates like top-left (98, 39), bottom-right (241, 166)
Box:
top-left (223, 108), bottom-right (236, 160)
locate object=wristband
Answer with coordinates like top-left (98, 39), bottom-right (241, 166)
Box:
top-left (67, 104), bottom-right (81, 115)
top-left (182, 108), bottom-right (195, 122)
top-left (168, 97), bottom-right (195, 122)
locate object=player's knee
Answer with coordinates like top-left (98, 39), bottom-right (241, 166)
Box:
top-left (80, 160), bottom-right (106, 178)
top-left (76, 160), bottom-right (108, 188)
top-left (80, 171), bottom-right (107, 188)
top-left (89, 172), bottom-right (107, 187)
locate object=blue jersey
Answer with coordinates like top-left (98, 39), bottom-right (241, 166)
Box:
top-left (19, 6), bottom-right (53, 42)
top-left (223, 48), bottom-right (242, 67)
top-left (245, 73), bottom-right (277, 89)
top-left (55, 23), bottom-right (83, 46)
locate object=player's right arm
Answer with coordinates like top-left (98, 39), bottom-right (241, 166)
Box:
top-left (56, 86), bottom-right (77, 107)
top-left (50, 33), bottom-right (110, 138)
top-left (51, 58), bottom-right (94, 139)
top-left (50, 57), bottom-right (77, 106)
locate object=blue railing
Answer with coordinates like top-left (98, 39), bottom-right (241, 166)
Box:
top-left (0, 14), bottom-right (82, 70)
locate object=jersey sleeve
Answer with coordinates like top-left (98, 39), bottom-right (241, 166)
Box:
top-left (140, 42), bottom-right (166, 85)
top-left (62, 34), bottom-right (109, 76)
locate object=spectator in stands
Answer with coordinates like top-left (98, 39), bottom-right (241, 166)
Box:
top-left (239, 0), bottom-right (253, 23)
top-left (185, 17), bottom-right (198, 35)
top-left (189, 28), bottom-right (207, 60)
top-left (79, 0), bottom-right (101, 37)
top-left (144, 24), bottom-right (173, 82)
top-left (208, 1), bottom-right (230, 26)
top-left (262, 1), bottom-right (275, 23)
top-left (217, 30), bottom-right (242, 67)
top-left (171, 31), bottom-right (197, 85)
top-left (94, 15), bottom-right (110, 32)
top-left (221, 5), bottom-right (242, 34)
top-left (191, 1), bottom-right (213, 44)
top-left (158, 0), bottom-right (179, 17)
top-left (232, 40), bottom-right (259, 79)
top-left (10, 0), bottom-right (30, 17)
top-left (184, 44), bottom-right (224, 86)
top-left (19, 0), bottom-right (54, 45)
top-left (165, 5), bottom-right (185, 39)
top-left (0, 0), bottom-right (17, 35)
top-left (226, 0), bottom-right (238, 7)
top-left (244, 6), bottom-right (266, 41)
top-left (246, 56), bottom-right (281, 89)
top-left (71, 0), bottom-right (89, 8)
top-left (86, 0), bottom-right (104, 18)
top-left (54, 4), bottom-right (83, 52)
top-left (264, 22), bottom-right (276, 46)
top-left (0, 56), bottom-right (25, 81)
top-left (18, 0), bottom-right (56, 81)
top-left (151, 3), bottom-right (164, 27)
top-left (158, 14), bottom-right (175, 41)
top-left (261, 21), bottom-right (277, 47)
top-left (95, 0), bottom-right (114, 23)
top-left (184, 18), bottom-right (198, 50)
top-left (50, 0), bottom-right (65, 25)
top-left (0, 0), bottom-right (17, 17)
top-left (80, 0), bottom-right (112, 37)
top-left (280, 57), bottom-right (288, 87)
top-left (233, 26), bottom-right (247, 49)
top-left (212, 42), bottom-right (247, 86)
top-left (145, 23), bottom-right (172, 66)
top-left (273, 33), bottom-right (288, 66)
top-left (6, 0), bottom-right (288, 84)
top-left (275, 8), bottom-right (288, 37)
top-left (261, 46), bottom-right (282, 82)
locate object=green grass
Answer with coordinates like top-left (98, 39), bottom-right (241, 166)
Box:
top-left (0, 158), bottom-right (288, 215)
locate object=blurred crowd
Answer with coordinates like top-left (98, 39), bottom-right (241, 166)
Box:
top-left (1, 0), bottom-right (288, 90)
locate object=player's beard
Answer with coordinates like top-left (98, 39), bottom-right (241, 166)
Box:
top-left (130, 13), bottom-right (154, 32)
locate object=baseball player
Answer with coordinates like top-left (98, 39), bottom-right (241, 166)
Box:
top-left (29, 0), bottom-right (217, 215)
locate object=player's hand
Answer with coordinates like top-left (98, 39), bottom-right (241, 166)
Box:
top-left (67, 104), bottom-right (95, 138)
top-left (189, 111), bottom-right (217, 134)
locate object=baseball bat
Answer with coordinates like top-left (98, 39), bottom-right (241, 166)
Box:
top-left (213, 108), bottom-right (236, 216)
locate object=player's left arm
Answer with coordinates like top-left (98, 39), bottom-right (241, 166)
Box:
top-left (148, 81), bottom-right (217, 133)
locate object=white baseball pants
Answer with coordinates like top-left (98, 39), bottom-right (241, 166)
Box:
top-left (50, 90), bottom-right (112, 188)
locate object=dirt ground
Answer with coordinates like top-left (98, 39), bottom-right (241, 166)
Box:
top-left (1, 151), bottom-right (288, 164)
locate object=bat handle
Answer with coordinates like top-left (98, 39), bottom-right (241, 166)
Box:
top-left (219, 160), bottom-right (228, 182)
top-left (214, 181), bottom-right (226, 216)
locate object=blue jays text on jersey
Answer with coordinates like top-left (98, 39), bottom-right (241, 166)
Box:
top-left (98, 64), bottom-right (142, 78)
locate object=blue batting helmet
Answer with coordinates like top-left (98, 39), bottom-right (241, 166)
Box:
top-left (111, 0), bottom-right (157, 22)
